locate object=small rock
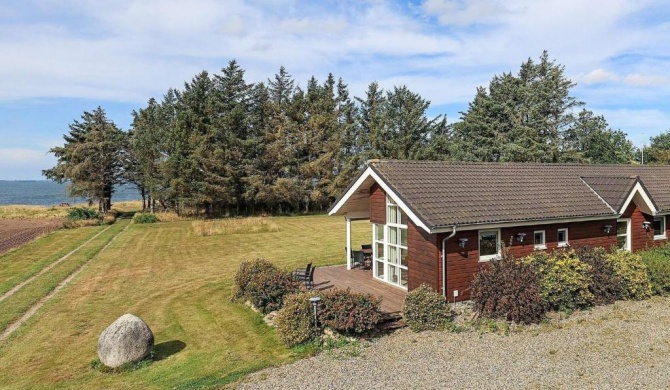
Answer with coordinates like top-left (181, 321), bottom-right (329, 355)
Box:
top-left (97, 313), bottom-right (154, 368)
top-left (263, 311), bottom-right (277, 327)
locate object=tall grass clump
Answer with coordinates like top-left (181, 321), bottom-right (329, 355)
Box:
top-left (641, 243), bottom-right (670, 296)
top-left (0, 205), bottom-right (69, 220)
top-left (192, 217), bottom-right (279, 236)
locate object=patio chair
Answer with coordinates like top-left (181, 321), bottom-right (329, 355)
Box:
top-left (293, 262), bottom-right (312, 280)
top-left (296, 266), bottom-right (316, 289)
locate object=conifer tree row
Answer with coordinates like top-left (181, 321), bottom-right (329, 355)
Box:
top-left (46, 53), bottom-right (639, 214)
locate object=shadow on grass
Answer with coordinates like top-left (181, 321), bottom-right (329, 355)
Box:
top-left (153, 340), bottom-right (186, 361)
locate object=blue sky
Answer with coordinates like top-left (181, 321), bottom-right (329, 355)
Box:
top-left (1, 0), bottom-right (669, 179)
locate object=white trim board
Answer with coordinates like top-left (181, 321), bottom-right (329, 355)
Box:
top-left (618, 181), bottom-right (657, 215)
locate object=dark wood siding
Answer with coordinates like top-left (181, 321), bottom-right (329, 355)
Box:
top-left (407, 220), bottom-right (440, 291)
top-left (369, 183), bottom-right (385, 225)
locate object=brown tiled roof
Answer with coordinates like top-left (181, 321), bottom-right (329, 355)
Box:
top-left (580, 176), bottom-right (638, 212)
top-left (363, 161), bottom-right (670, 230)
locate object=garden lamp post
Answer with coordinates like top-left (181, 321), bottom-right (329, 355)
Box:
top-left (309, 296), bottom-right (321, 327)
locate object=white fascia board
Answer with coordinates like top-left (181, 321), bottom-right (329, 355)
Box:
top-left (367, 169), bottom-right (432, 233)
top-left (618, 182), bottom-right (658, 216)
top-left (328, 167), bottom-right (375, 216)
top-left (429, 214), bottom-right (617, 234)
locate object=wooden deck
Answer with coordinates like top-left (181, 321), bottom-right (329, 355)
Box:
top-left (312, 265), bottom-right (406, 314)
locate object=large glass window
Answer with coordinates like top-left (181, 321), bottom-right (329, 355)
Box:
top-left (654, 217), bottom-right (666, 239)
top-left (373, 196), bottom-right (408, 289)
top-left (479, 230), bottom-right (500, 262)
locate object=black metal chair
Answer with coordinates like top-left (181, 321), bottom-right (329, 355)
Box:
top-left (299, 266), bottom-right (316, 289)
top-left (293, 262), bottom-right (312, 280)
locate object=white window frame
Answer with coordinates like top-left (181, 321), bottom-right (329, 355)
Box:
top-left (534, 230), bottom-right (546, 250)
top-left (654, 216), bottom-right (666, 240)
top-left (373, 195), bottom-right (408, 289)
top-left (478, 229), bottom-right (501, 262)
top-left (617, 218), bottom-right (631, 252)
top-left (372, 224), bottom-right (385, 279)
top-left (557, 228), bottom-right (569, 247)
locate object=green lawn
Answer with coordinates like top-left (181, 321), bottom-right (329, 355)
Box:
top-left (0, 215), bottom-right (369, 389)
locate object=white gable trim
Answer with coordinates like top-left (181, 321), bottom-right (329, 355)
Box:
top-left (328, 166), bottom-right (432, 233)
top-left (618, 181), bottom-right (657, 215)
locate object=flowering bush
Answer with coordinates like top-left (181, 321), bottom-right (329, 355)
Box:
top-left (471, 255), bottom-right (546, 324)
top-left (403, 284), bottom-right (452, 331)
top-left (641, 244), bottom-right (670, 296)
top-left (320, 288), bottom-right (382, 335)
top-left (522, 249), bottom-right (594, 311)
top-left (605, 250), bottom-right (652, 300)
top-left (575, 246), bottom-right (624, 305)
top-left (232, 258), bottom-right (301, 313)
top-left (275, 292), bottom-right (319, 347)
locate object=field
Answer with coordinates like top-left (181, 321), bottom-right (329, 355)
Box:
top-left (0, 212), bottom-right (369, 389)
top-left (0, 219), bottom-right (64, 254)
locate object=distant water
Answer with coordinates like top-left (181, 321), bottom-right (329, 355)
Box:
top-left (0, 181), bottom-right (141, 206)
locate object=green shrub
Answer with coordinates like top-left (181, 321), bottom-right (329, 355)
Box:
top-left (575, 246), bottom-right (624, 305)
top-left (471, 255), bottom-right (546, 324)
top-left (402, 284), bottom-right (452, 332)
top-left (232, 258), bottom-right (301, 314)
top-left (232, 258), bottom-right (278, 301)
top-left (605, 250), bottom-right (652, 300)
top-left (67, 207), bottom-right (100, 220)
top-left (275, 292), bottom-right (319, 347)
top-left (133, 213), bottom-right (158, 224)
top-left (320, 288), bottom-right (382, 335)
top-left (641, 244), bottom-right (670, 295)
top-left (522, 249), bottom-right (593, 311)
top-left (246, 269), bottom-right (302, 314)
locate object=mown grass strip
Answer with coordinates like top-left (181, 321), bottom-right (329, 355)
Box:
top-left (0, 226), bottom-right (107, 296)
top-left (0, 219), bottom-right (130, 334)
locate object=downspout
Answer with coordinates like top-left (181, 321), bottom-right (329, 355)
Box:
top-left (441, 226), bottom-right (457, 299)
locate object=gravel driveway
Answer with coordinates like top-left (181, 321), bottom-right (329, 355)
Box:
top-left (239, 297), bottom-right (670, 389)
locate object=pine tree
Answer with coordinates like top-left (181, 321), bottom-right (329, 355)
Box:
top-left (44, 107), bottom-right (125, 212)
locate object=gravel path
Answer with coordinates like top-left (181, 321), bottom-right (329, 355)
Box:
top-left (239, 298), bottom-right (670, 389)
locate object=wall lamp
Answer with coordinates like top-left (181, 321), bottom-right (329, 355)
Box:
top-left (643, 221), bottom-right (652, 231)
top-left (458, 238), bottom-right (468, 249)
top-left (516, 232), bottom-right (526, 242)
top-left (604, 225), bottom-right (612, 234)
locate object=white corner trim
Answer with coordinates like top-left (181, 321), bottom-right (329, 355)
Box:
top-left (328, 166), bottom-right (432, 233)
top-left (328, 166), bottom-right (375, 216)
top-left (619, 182), bottom-right (658, 215)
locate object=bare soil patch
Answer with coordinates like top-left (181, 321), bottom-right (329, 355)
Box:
top-left (0, 220), bottom-right (62, 254)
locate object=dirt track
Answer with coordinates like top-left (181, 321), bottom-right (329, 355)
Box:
top-left (0, 219), bottom-right (62, 254)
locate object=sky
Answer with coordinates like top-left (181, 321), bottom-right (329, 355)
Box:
top-left (1, 0), bottom-right (669, 180)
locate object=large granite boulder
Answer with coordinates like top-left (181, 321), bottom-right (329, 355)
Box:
top-left (97, 313), bottom-right (154, 368)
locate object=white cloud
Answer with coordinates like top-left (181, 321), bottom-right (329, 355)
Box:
top-left (581, 68), bottom-right (620, 85)
top-left (591, 108), bottom-right (670, 146)
top-left (422, 0), bottom-right (513, 26)
top-left (624, 73), bottom-right (669, 87)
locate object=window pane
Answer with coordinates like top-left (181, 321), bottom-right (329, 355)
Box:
top-left (401, 228), bottom-right (408, 246)
top-left (534, 232), bottom-right (544, 245)
top-left (400, 268), bottom-right (408, 288)
top-left (375, 261), bottom-right (384, 278)
top-left (400, 248), bottom-right (408, 267)
top-left (400, 210), bottom-right (408, 225)
top-left (389, 266), bottom-right (399, 284)
top-left (375, 242), bottom-right (384, 260)
top-left (388, 205), bottom-right (398, 224)
top-left (617, 236), bottom-right (627, 250)
top-left (617, 222), bottom-right (627, 235)
top-left (558, 230), bottom-right (566, 243)
top-left (375, 224), bottom-right (384, 241)
top-left (479, 232), bottom-right (498, 257)
top-left (389, 227), bottom-right (398, 244)
top-left (388, 246), bottom-right (398, 264)
top-left (654, 218), bottom-right (664, 236)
